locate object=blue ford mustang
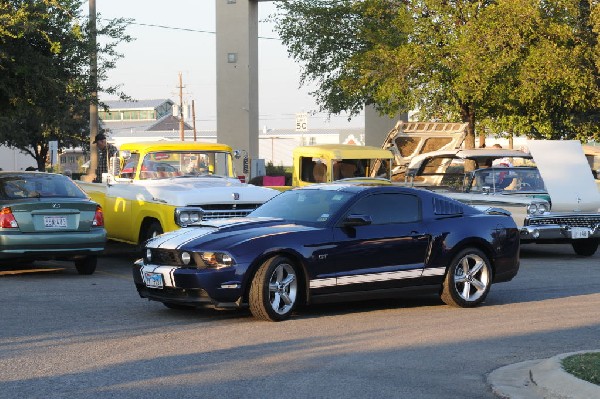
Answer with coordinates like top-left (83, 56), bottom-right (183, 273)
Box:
top-left (133, 184), bottom-right (520, 321)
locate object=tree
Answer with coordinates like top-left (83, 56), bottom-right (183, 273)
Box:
top-left (273, 0), bottom-right (600, 146)
top-left (0, 0), bottom-right (131, 170)
top-left (466, 0), bottom-right (600, 141)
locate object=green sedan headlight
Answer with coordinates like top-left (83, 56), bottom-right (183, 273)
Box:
top-left (199, 252), bottom-right (236, 269)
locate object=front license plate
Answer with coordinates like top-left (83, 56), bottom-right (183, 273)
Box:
top-left (44, 216), bottom-right (67, 228)
top-left (142, 272), bottom-right (164, 289)
top-left (570, 227), bottom-right (590, 239)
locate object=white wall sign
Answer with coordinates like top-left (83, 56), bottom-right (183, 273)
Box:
top-left (295, 112), bottom-right (308, 132)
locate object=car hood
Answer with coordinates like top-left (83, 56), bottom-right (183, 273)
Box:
top-left (145, 217), bottom-right (315, 250)
top-left (526, 140), bottom-right (600, 212)
top-left (132, 178), bottom-right (279, 205)
top-left (386, 121), bottom-right (468, 173)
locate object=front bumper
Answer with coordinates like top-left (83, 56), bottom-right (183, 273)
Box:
top-left (132, 260), bottom-right (245, 308)
top-left (520, 214), bottom-right (600, 242)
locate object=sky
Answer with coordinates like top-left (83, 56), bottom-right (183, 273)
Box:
top-left (93, 0), bottom-right (364, 131)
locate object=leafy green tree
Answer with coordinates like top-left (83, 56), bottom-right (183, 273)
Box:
top-left (273, 0), bottom-right (600, 146)
top-left (0, 0), bottom-right (131, 170)
top-left (469, 0), bottom-right (600, 141)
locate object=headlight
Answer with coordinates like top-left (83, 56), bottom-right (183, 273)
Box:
top-left (146, 248), bottom-right (152, 262)
top-left (527, 202), bottom-right (550, 216)
top-left (199, 252), bottom-right (235, 269)
top-left (175, 207), bottom-right (204, 227)
top-left (181, 251), bottom-right (191, 265)
top-left (180, 212), bottom-right (190, 224)
top-left (527, 203), bottom-right (538, 215)
top-left (527, 201), bottom-right (550, 215)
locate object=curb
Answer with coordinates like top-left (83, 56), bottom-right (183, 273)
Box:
top-left (488, 350), bottom-right (600, 399)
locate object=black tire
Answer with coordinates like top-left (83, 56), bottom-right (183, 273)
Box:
top-left (75, 256), bottom-right (97, 275)
top-left (572, 238), bottom-right (599, 257)
top-left (163, 302), bottom-right (194, 310)
top-left (141, 220), bottom-right (163, 243)
top-left (441, 248), bottom-right (491, 308)
top-left (249, 256), bottom-right (299, 321)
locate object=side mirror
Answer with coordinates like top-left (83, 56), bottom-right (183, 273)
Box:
top-left (120, 150), bottom-right (131, 161)
top-left (343, 214), bottom-right (372, 227)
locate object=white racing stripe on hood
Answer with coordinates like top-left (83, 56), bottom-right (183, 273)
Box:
top-left (148, 227), bottom-right (216, 249)
top-left (187, 217), bottom-right (281, 229)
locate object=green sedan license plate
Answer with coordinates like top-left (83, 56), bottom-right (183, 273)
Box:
top-left (142, 272), bottom-right (164, 289)
top-left (44, 216), bottom-right (67, 228)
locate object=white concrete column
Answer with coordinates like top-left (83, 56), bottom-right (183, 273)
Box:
top-left (216, 0), bottom-right (259, 175)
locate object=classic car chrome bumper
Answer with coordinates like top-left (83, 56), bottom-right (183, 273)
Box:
top-left (521, 214), bottom-right (600, 241)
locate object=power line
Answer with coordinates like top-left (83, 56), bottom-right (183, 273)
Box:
top-left (121, 20), bottom-right (281, 40)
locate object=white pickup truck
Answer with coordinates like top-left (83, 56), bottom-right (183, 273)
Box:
top-left (77, 141), bottom-right (279, 245)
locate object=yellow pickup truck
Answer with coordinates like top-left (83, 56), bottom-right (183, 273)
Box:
top-left (77, 141), bottom-right (279, 245)
top-left (263, 144), bottom-right (394, 191)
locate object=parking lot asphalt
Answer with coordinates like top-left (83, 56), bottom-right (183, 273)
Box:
top-left (98, 240), bottom-right (600, 399)
top-left (0, 242), bottom-right (600, 399)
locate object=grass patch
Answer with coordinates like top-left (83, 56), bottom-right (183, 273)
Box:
top-left (562, 352), bottom-right (600, 385)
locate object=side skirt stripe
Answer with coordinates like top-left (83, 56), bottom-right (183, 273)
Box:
top-left (309, 267), bottom-right (446, 289)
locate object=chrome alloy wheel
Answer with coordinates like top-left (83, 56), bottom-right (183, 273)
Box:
top-left (268, 263), bottom-right (298, 315)
top-left (453, 254), bottom-right (490, 302)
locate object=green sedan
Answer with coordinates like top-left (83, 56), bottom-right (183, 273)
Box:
top-left (0, 171), bottom-right (106, 274)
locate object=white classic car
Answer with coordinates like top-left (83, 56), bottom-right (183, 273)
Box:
top-left (404, 140), bottom-right (600, 256)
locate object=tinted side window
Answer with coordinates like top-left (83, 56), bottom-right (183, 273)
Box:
top-left (346, 193), bottom-right (420, 224)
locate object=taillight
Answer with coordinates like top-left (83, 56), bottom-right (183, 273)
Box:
top-left (93, 205), bottom-right (104, 227)
top-left (0, 207), bottom-right (18, 228)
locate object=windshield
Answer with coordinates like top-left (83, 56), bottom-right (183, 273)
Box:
top-left (299, 156), bottom-right (391, 183)
top-left (469, 167), bottom-right (547, 193)
top-left (250, 189), bottom-right (353, 225)
top-left (126, 151), bottom-right (233, 180)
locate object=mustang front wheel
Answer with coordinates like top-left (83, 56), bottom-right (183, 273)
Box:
top-left (249, 256), bottom-right (298, 321)
top-left (441, 248), bottom-right (491, 308)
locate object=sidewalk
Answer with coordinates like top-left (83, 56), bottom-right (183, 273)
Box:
top-left (488, 350), bottom-right (600, 398)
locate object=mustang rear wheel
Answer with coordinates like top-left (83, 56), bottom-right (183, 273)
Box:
top-left (249, 256), bottom-right (298, 321)
top-left (572, 238), bottom-right (599, 257)
top-left (74, 256), bottom-right (97, 275)
top-left (441, 248), bottom-right (491, 308)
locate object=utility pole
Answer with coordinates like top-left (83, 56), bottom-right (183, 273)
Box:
top-left (192, 100), bottom-right (197, 141)
top-left (178, 72), bottom-right (185, 141)
top-left (87, 0), bottom-right (98, 182)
